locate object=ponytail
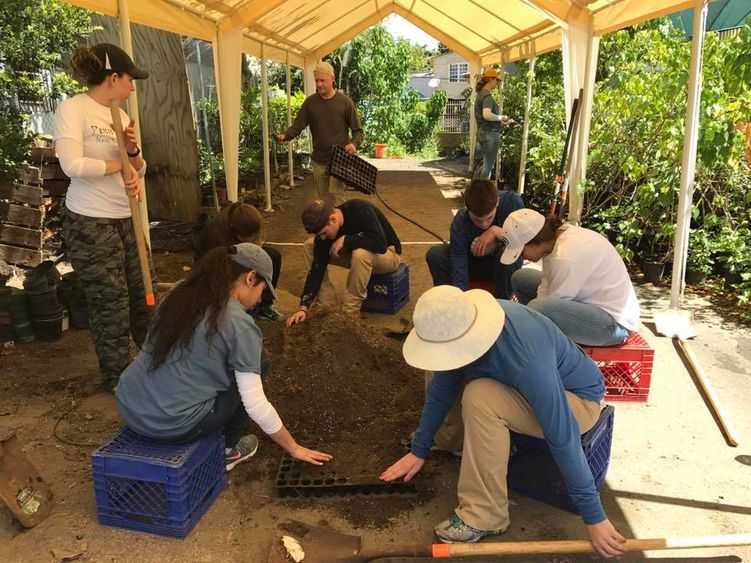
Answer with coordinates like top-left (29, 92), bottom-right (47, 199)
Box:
top-left (528, 215), bottom-right (564, 246)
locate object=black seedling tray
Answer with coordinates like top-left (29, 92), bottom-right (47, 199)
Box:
top-left (275, 455), bottom-right (415, 498)
top-left (328, 145), bottom-right (378, 194)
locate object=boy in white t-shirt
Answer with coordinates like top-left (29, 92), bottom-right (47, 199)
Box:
top-left (501, 209), bottom-right (640, 346)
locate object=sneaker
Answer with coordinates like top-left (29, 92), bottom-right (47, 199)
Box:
top-left (254, 304), bottom-right (286, 322)
top-left (434, 514), bottom-right (503, 544)
top-left (225, 434), bottom-right (259, 471)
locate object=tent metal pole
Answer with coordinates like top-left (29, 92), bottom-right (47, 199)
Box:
top-left (670, 0), bottom-right (708, 309)
top-left (467, 61), bottom-right (480, 175)
top-left (517, 56), bottom-right (536, 195)
top-left (286, 52), bottom-right (295, 187)
top-left (117, 0), bottom-right (151, 247)
top-left (261, 45), bottom-right (272, 212)
top-left (494, 55), bottom-right (506, 183)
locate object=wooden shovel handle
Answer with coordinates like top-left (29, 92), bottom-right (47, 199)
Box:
top-left (432, 533), bottom-right (751, 557)
top-left (109, 101), bottom-right (154, 306)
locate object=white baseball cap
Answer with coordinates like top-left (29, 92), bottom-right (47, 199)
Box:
top-left (499, 209), bottom-right (546, 265)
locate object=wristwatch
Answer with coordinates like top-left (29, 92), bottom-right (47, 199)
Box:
top-left (127, 146), bottom-right (141, 157)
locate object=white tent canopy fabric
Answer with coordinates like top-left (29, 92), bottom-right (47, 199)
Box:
top-left (61, 0), bottom-right (710, 310)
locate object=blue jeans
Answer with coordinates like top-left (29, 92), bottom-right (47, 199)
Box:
top-left (511, 268), bottom-right (630, 346)
top-left (473, 128), bottom-right (501, 179)
top-left (426, 244), bottom-right (519, 299)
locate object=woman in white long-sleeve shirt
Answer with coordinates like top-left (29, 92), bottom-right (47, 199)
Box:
top-left (502, 209), bottom-right (641, 346)
top-left (115, 243), bottom-right (332, 471)
top-left (473, 68), bottom-right (511, 179)
top-left (54, 43), bottom-right (151, 390)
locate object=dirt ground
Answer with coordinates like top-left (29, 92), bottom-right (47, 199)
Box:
top-left (1, 157), bottom-right (750, 562)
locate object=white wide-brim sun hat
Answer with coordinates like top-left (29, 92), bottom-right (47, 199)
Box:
top-left (403, 286), bottom-right (505, 372)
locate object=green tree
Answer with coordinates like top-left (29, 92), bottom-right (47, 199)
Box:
top-left (0, 0), bottom-right (96, 180)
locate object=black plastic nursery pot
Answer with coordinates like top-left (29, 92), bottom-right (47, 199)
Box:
top-left (26, 287), bottom-right (62, 317)
top-left (724, 271), bottom-right (743, 290)
top-left (31, 308), bottom-right (64, 342)
top-left (684, 268), bottom-right (707, 285)
top-left (642, 260), bottom-right (665, 284)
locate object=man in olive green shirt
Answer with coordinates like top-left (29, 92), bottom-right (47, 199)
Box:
top-left (276, 61), bottom-right (364, 196)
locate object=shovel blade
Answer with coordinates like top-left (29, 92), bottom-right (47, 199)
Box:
top-left (0, 430), bottom-right (53, 527)
top-left (271, 520), bottom-right (361, 563)
top-left (653, 308), bottom-right (696, 340)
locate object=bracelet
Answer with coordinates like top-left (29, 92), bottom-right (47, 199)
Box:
top-left (127, 146), bottom-right (141, 157)
top-left (298, 306), bottom-right (308, 313)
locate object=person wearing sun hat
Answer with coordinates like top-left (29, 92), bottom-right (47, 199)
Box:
top-left (116, 243), bottom-right (332, 472)
top-left (473, 67), bottom-right (514, 179)
top-left (275, 60), bottom-right (364, 196)
top-left (379, 286), bottom-right (627, 558)
top-left (502, 209), bottom-right (640, 346)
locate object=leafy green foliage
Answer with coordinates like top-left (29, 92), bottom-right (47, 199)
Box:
top-left (0, 0), bottom-right (96, 180)
top-left (330, 25), bottom-right (445, 156)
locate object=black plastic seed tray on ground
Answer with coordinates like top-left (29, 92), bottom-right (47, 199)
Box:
top-left (275, 455), bottom-right (415, 498)
top-left (328, 145), bottom-right (378, 194)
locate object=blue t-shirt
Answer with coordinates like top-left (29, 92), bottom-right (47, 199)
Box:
top-left (116, 298), bottom-right (263, 438)
top-left (449, 190), bottom-right (525, 289)
top-left (411, 301), bottom-right (606, 525)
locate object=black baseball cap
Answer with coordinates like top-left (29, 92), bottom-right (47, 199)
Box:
top-left (301, 194), bottom-right (336, 234)
top-left (91, 43), bottom-right (149, 80)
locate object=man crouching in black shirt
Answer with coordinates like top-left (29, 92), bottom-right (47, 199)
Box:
top-left (286, 194), bottom-right (402, 325)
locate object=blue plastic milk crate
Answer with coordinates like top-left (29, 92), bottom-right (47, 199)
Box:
top-left (91, 428), bottom-right (226, 538)
top-left (361, 263), bottom-right (410, 314)
top-left (508, 405), bottom-right (614, 514)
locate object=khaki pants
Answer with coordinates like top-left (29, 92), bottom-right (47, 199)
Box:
top-left (303, 237), bottom-right (400, 314)
top-left (311, 160), bottom-right (346, 196)
top-left (427, 375), bottom-right (601, 531)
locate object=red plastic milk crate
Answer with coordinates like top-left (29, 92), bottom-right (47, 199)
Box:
top-left (581, 332), bottom-right (654, 402)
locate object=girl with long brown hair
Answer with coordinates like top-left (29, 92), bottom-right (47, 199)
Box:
top-left (116, 243), bottom-right (331, 471)
top-left (195, 202), bottom-right (285, 321)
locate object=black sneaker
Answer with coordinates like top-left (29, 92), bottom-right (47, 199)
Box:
top-left (225, 434), bottom-right (259, 471)
top-left (254, 304), bottom-right (287, 322)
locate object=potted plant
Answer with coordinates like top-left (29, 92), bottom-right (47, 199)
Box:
top-left (640, 223), bottom-right (672, 284)
top-left (712, 227), bottom-right (749, 289)
top-left (685, 228), bottom-right (713, 285)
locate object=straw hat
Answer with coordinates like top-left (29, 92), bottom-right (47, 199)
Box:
top-left (403, 286), bottom-right (505, 372)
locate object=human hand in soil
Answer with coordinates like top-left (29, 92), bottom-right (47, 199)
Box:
top-left (587, 519), bottom-right (626, 558)
top-left (290, 444), bottom-right (332, 466)
top-left (330, 236), bottom-right (345, 257)
top-left (286, 310), bottom-right (307, 327)
top-left (379, 452), bottom-right (424, 483)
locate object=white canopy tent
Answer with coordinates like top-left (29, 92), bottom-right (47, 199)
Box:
top-left (62, 0), bottom-right (710, 311)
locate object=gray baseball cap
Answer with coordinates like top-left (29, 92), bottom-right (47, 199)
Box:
top-left (230, 243), bottom-right (277, 299)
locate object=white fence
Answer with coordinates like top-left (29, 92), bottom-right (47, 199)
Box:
top-left (441, 99), bottom-right (469, 133)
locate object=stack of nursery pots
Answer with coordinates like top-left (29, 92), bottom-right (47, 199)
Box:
top-left (23, 260), bottom-right (65, 342)
top-left (0, 283), bottom-right (16, 343)
top-left (4, 287), bottom-right (35, 343)
top-left (58, 272), bottom-right (88, 329)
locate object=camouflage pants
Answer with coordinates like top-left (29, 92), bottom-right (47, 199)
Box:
top-left (61, 207), bottom-right (155, 389)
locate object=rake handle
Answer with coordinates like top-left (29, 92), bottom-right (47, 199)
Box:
top-left (109, 101), bottom-right (155, 307)
top-left (431, 533), bottom-right (751, 557)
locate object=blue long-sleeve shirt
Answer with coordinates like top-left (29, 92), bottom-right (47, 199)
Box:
top-left (411, 301), bottom-right (606, 525)
top-left (449, 190), bottom-right (524, 289)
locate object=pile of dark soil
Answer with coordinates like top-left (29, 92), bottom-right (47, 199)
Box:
top-left (264, 308), bottom-right (422, 466)
top-left (249, 309), bottom-right (448, 528)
